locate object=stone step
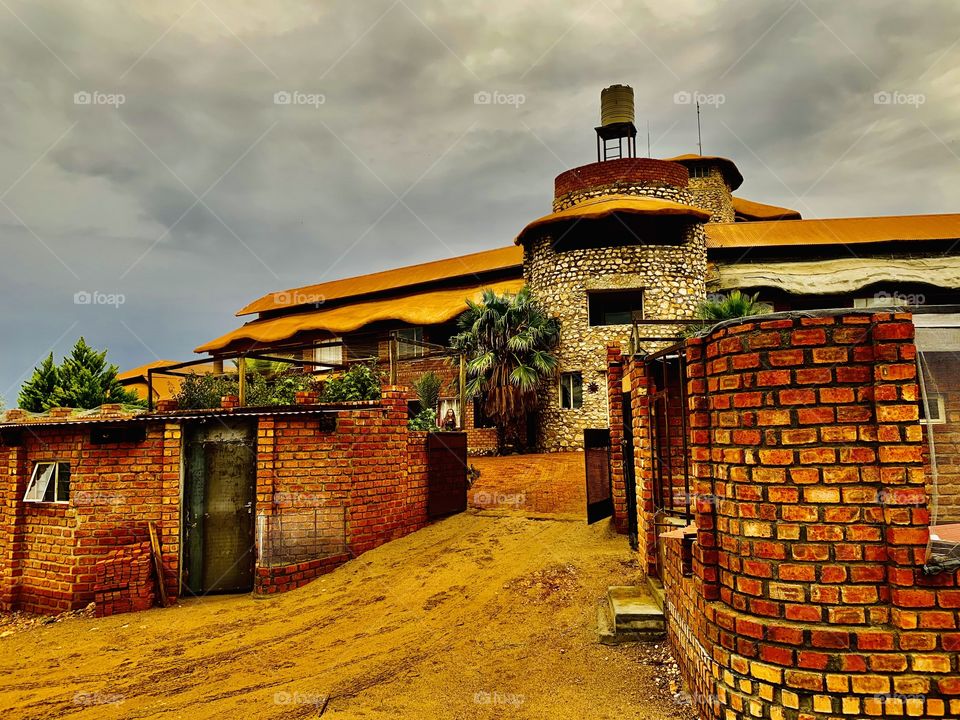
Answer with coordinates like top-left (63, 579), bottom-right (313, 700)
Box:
top-left (597, 585), bottom-right (666, 643)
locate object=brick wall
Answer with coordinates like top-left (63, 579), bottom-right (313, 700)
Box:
top-left (1, 390), bottom-right (447, 613)
top-left (554, 158), bottom-right (690, 201)
top-left (921, 351), bottom-right (960, 523)
top-left (664, 311), bottom-right (960, 719)
top-left (0, 421), bottom-right (181, 614)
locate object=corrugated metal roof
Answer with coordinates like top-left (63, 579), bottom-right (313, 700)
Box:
top-left (236, 245), bottom-right (522, 317)
top-left (515, 194), bottom-right (711, 245)
top-left (196, 278), bottom-right (525, 353)
top-left (0, 406), bottom-right (345, 430)
top-left (706, 213), bottom-right (960, 248)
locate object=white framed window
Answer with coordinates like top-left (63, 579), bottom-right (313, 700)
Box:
top-left (560, 372), bottom-right (583, 410)
top-left (396, 327), bottom-right (424, 359)
top-left (920, 393), bottom-right (946, 425)
top-left (438, 398), bottom-right (461, 429)
top-left (24, 462), bottom-right (71, 503)
top-left (313, 338), bottom-right (343, 367)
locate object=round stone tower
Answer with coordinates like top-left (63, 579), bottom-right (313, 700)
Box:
top-left (664, 154), bottom-right (743, 223)
top-left (516, 87), bottom-right (710, 452)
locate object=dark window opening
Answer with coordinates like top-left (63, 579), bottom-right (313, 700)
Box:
top-left (588, 290), bottom-right (644, 326)
top-left (473, 396), bottom-right (496, 429)
top-left (91, 426), bottom-right (147, 445)
top-left (560, 372), bottom-right (583, 410)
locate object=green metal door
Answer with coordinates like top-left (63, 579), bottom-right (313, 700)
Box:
top-left (183, 421), bottom-right (256, 595)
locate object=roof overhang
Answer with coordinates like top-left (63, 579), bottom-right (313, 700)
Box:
top-left (515, 194), bottom-right (711, 245)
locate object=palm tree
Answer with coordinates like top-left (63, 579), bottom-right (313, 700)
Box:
top-left (685, 290), bottom-right (767, 336)
top-left (449, 286), bottom-right (559, 454)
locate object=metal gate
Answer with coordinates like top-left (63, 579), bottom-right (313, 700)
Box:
top-left (584, 428), bottom-right (613, 524)
top-left (646, 345), bottom-right (693, 575)
top-left (427, 432), bottom-right (468, 518)
top-left (183, 420), bottom-right (257, 595)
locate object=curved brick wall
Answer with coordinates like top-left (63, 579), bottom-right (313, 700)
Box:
top-left (553, 158), bottom-right (689, 211)
top-left (666, 312), bottom-right (960, 719)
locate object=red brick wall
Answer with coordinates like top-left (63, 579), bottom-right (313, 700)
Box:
top-left (667, 312), bottom-right (960, 719)
top-left (0, 422), bottom-right (181, 614)
top-left (254, 388), bottom-right (431, 592)
top-left (921, 351), bottom-right (960, 523)
top-left (606, 344), bottom-right (628, 534)
top-left (554, 158), bottom-right (690, 198)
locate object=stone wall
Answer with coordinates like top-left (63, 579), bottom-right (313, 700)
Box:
top-left (524, 213), bottom-right (706, 451)
top-left (685, 165), bottom-right (735, 223)
top-left (659, 311), bottom-right (960, 720)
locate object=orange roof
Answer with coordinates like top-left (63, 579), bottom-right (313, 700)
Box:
top-left (515, 194), bottom-right (711, 245)
top-left (663, 154), bottom-right (744, 190)
top-left (731, 196), bottom-right (801, 221)
top-left (706, 213), bottom-right (960, 249)
top-left (237, 245), bottom-right (522, 317)
top-left (197, 279), bottom-right (525, 354)
top-left (117, 360), bottom-right (180, 381)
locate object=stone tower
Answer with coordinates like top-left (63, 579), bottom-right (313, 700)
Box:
top-left (516, 86), bottom-right (711, 452)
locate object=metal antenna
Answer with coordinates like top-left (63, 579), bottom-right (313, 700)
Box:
top-left (646, 120), bottom-right (651, 157)
top-left (696, 101), bottom-right (702, 155)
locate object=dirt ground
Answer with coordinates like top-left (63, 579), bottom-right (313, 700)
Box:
top-left (0, 512), bottom-right (693, 719)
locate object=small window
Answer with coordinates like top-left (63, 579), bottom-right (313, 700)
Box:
top-left (313, 338), bottom-right (343, 367)
top-left (438, 398), bottom-right (461, 429)
top-left (560, 372), bottom-right (583, 410)
top-left (920, 393), bottom-right (946, 425)
top-left (24, 462), bottom-right (71, 503)
top-left (396, 328), bottom-right (424, 359)
top-left (588, 290), bottom-right (644, 326)
top-left (473, 396), bottom-right (496, 429)
top-left (691, 164), bottom-right (710, 179)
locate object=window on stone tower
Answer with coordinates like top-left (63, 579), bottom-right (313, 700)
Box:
top-left (691, 164), bottom-right (710, 178)
top-left (559, 372), bottom-right (583, 410)
top-left (588, 290), bottom-right (644, 326)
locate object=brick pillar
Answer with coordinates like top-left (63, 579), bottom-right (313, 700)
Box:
top-left (0, 444), bottom-right (25, 610)
top-left (625, 355), bottom-right (657, 576)
top-left (607, 343), bottom-right (628, 534)
top-left (160, 422), bottom-right (182, 601)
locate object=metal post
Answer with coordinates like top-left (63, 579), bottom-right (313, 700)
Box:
top-left (388, 336), bottom-right (397, 385)
top-left (458, 353), bottom-right (467, 430)
top-left (147, 369), bottom-right (154, 411)
top-left (238, 356), bottom-right (247, 406)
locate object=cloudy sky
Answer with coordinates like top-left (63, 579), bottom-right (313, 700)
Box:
top-left (1, 0), bottom-right (958, 404)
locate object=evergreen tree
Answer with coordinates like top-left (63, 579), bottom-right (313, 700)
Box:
top-left (17, 338), bottom-right (143, 411)
top-left (18, 353), bottom-right (59, 412)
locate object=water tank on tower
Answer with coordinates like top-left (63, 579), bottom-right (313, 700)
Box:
top-left (596, 84), bottom-right (637, 161)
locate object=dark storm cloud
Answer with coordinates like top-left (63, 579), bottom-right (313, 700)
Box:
top-left (1, 0), bottom-right (958, 403)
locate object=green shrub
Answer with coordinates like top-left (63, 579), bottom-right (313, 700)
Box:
top-left (408, 408), bottom-right (437, 431)
top-left (320, 362), bottom-right (382, 402)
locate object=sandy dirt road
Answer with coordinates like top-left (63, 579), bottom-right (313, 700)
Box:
top-left (0, 512), bottom-right (691, 719)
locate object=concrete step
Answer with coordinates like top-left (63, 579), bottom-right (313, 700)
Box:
top-left (597, 585), bottom-right (666, 643)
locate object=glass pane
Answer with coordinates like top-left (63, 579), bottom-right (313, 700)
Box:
top-left (56, 463), bottom-right (71, 502)
top-left (25, 463), bottom-right (55, 502)
top-left (572, 374), bottom-right (583, 409)
top-left (560, 376), bottom-right (571, 409)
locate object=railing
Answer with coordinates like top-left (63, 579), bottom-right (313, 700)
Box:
top-left (256, 505), bottom-right (348, 567)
